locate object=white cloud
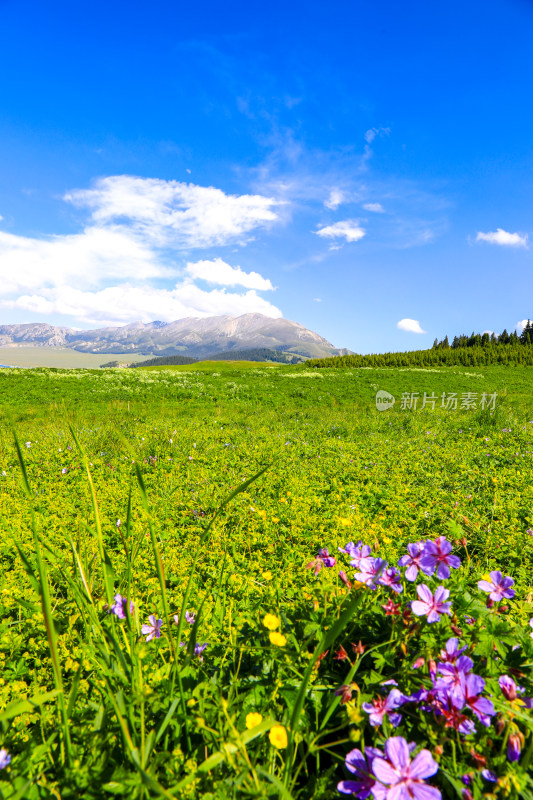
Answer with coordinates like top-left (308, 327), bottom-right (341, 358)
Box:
top-left (185, 258), bottom-right (273, 290)
top-left (516, 319), bottom-right (533, 332)
top-left (313, 297), bottom-right (322, 302)
top-left (65, 175), bottom-right (280, 249)
top-left (315, 220), bottom-right (366, 244)
top-left (397, 318), bottom-right (426, 334)
top-left (475, 228), bottom-right (528, 248)
top-left (0, 227), bottom-right (167, 295)
top-left (0, 175), bottom-right (283, 326)
top-left (5, 284), bottom-right (282, 326)
top-left (324, 189), bottom-right (345, 210)
top-left (363, 202), bottom-right (385, 213)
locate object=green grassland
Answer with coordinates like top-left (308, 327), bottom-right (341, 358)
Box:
top-left (0, 364), bottom-right (532, 798)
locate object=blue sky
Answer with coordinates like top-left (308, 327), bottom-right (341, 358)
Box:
top-left (0, 0), bottom-right (532, 353)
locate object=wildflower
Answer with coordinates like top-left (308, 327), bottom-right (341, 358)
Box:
top-left (379, 567), bottom-right (403, 594)
top-left (477, 571), bottom-right (515, 602)
top-left (339, 570), bottom-right (351, 588)
top-left (413, 658), bottom-right (425, 669)
top-left (263, 613), bottom-right (280, 631)
top-left (371, 737), bottom-right (441, 800)
top-left (362, 689), bottom-right (404, 728)
top-left (498, 674), bottom-right (522, 701)
top-left (262, 570), bottom-right (273, 580)
top-left (269, 631), bottom-right (287, 646)
top-left (245, 712), bottom-right (263, 729)
top-left (0, 749), bottom-right (10, 769)
top-left (398, 542), bottom-right (425, 582)
top-left (194, 642), bottom-right (208, 660)
top-left (25, 442), bottom-right (31, 448)
top-left (339, 540), bottom-right (371, 567)
top-left (335, 684), bottom-right (354, 704)
top-left (354, 557), bottom-right (387, 589)
top-left (382, 598), bottom-right (401, 616)
top-left (337, 747), bottom-right (383, 797)
top-left (334, 645), bottom-right (349, 661)
top-left (529, 618), bottom-right (533, 638)
top-left (439, 638), bottom-right (467, 664)
top-left (306, 547), bottom-right (336, 575)
top-left (141, 615), bottom-right (163, 642)
top-left (110, 593), bottom-right (134, 619)
top-left (116, 519), bottom-right (121, 527)
top-left (507, 732), bottom-right (523, 762)
top-left (420, 537), bottom-right (461, 579)
top-left (481, 769), bottom-right (498, 782)
top-left (269, 725), bottom-right (288, 749)
top-left (456, 673), bottom-right (495, 726)
top-left (352, 641), bottom-right (366, 655)
top-left (61, 467), bottom-right (68, 474)
top-left (411, 585), bottom-right (452, 623)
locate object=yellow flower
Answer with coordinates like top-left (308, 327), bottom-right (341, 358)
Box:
top-left (187, 698), bottom-right (197, 707)
top-left (271, 517), bottom-right (280, 523)
top-left (269, 631), bottom-right (287, 646)
top-left (245, 712), bottom-right (263, 729)
top-left (269, 725), bottom-right (288, 749)
top-left (262, 570), bottom-right (273, 581)
top-left (263, 613), bottom-right (280, 630)
top-left (339, 517), bottom-right (352, 527)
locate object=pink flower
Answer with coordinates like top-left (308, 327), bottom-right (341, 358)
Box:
top-left (411, 585), bottom-right (452, 623)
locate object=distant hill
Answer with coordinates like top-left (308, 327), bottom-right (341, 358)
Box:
top-left (0, 314), bottom-right (348, 360)
top-left (130, 347), bottom-right (306, 368)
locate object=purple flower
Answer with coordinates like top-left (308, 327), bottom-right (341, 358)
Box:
top-left (477, 571), bottom-right (515, 602)
top-left (420, 537), bottom-right (461, 579)
top-left (110, 593), bottom-right (134, 619)
top-left (0, 749), bottom-right (10, 769)
top-left (194, 642), bottom-right (208, 661)
top-left (379, 567), bottom-right (403, 594)
top-left (398, 542), bottom-right (425, 582)
top-left (306, 547), bottom-right (336, 575)
top-left (141, 615), bottom-right (163, 642)
top-left (340, 540), bottom-right (372, 569)
top-left (435, 655), bottom-right (474, 702)
top-left (507, 733), bottom-right (522, 762)
top-left (455, 673), bottom-right (495, 726)
top-left (370, 737), bottom-right (441, 800)
top-left (61, 467), bottom-right (68, 474)
top-left (481, 769), bottom-right (498, 782)
top-left (337, 747), bottom-right (383, 797)
top-left (354, 557), bottom-right (387, 589)
top-left (362, 689), bottom-right (404, 728)
top-left (439, 637), bottom-right (468, 663)
top-left (174, 610), bottom-right (196, 626)
top-left (411, 585), bottom-right (452, 623)
top-left (498, 674), bottom-right (523, 701)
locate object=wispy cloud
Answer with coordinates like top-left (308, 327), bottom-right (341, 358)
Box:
top-left (315, 220), bottom-right (366, 245)
top-left (363, 202), bottom-right (385, 213)
top-left (324, 189), bottom-right (345, 210)
top-left (364, 127), bottom-right (391, 144)
top-left (397, 318), bottom-right (426, 334)
top-left (65, 175), bottom-right (280, 249)
top-left (475, 228), bottom-right (528, 248)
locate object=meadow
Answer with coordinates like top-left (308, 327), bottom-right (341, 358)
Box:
top-left (0, 363), bottom-right (532, 799)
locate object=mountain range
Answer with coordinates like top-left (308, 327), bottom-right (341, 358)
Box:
top-left (0, 314), bottom-right (349, 359)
